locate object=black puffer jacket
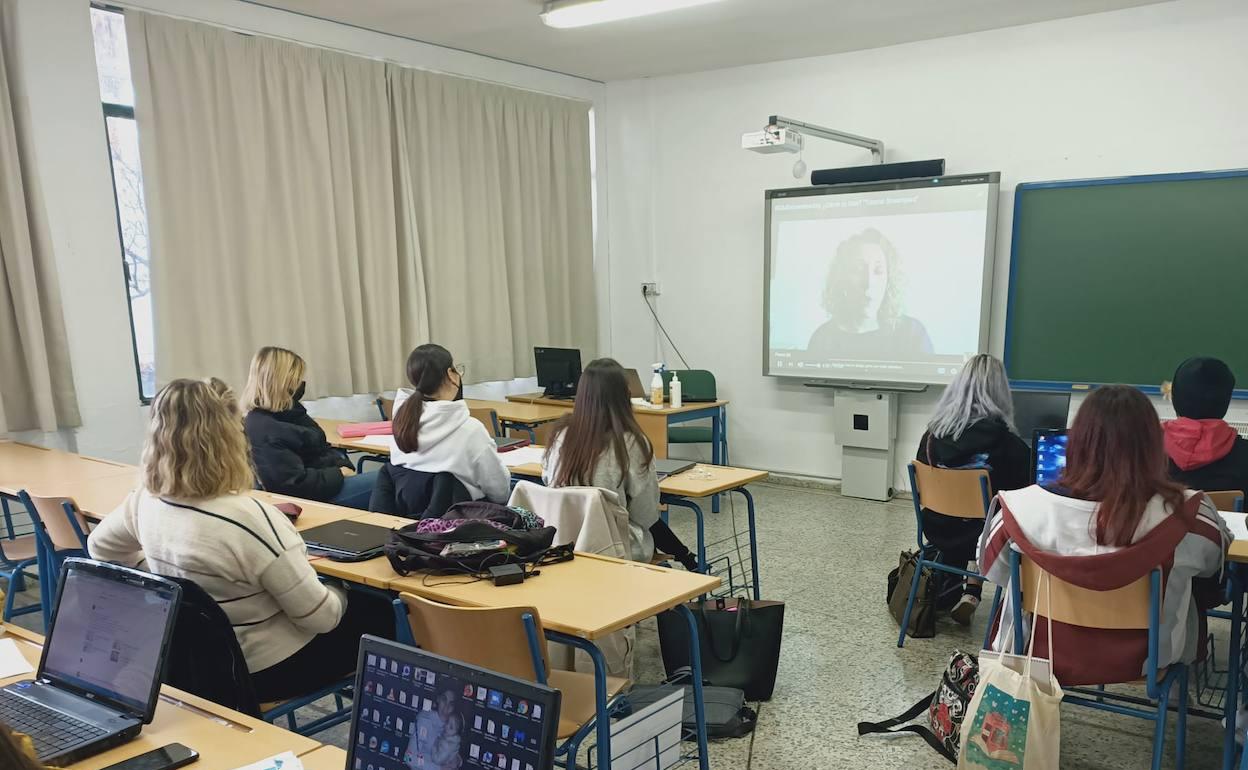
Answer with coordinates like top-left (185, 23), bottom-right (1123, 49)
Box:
top-left (244, 402), bottom-right (351, 501)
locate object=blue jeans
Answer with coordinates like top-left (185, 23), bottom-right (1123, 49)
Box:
top-left (330, 471), bottom-right (377, 510)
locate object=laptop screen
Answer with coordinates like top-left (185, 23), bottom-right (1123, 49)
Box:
top-left (349, 637), bottom-right (560, 770)
top-left (40, 562), bottom-right (180, 717)
top-left (1033, 429), bottom-right (1068, 487)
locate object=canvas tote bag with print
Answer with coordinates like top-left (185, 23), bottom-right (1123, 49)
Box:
top-left (958, 571), bottom-right (1064, 770)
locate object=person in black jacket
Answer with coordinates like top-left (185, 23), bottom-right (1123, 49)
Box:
top-left (1164, 357), bottom-right (1248, 497)
top-left (916, 353), bottom-right (1031, 625)
top-left (242, 346), bottom-right (376, 508)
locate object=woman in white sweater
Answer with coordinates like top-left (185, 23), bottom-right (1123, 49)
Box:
top-left (87, 378), bottom-right (392, 702)
top-left (388, 344), bottom-right (511, 503)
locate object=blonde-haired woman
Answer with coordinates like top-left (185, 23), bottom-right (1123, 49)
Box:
top-left (242, 346), bottom-right (375, 509)
top-left (87, 378), bottom-right (392, 702)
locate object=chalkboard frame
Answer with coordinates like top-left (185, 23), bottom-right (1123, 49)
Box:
top-left (1003, 167), bottom-right (1248, 399)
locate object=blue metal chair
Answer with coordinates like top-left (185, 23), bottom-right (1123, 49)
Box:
top-left (18, 490), bottom-right (91, 630)
top-left (392, 592), bottom-right (629, 769)
top-left (1005, 550), bottom-right (1187, 770)
top-left (0, 519), bottom-right (39, 621)
top-left (898, 461), bottom-right (992, 648)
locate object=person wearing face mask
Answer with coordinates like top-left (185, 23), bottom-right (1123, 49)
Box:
top-left (806, 228), bottom-right (932, 358)
top-left (387, 344), bottom-right (511, 504)
top-left (242, 346), bottom-right (376, 508)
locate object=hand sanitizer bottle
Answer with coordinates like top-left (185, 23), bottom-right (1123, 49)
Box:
top-left (650, 364), bottom-right (665, 407)
top-left (669, 372), bottom-right (683, 409)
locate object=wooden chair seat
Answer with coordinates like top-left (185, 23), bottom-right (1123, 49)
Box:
top-left (549, 669), bottom-right (628, 740)
top-left (0, 534), bottom-right (38, 562)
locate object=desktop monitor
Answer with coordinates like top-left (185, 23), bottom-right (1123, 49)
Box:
top-left (1032, 429), bottom-right (1068, 487)
top-left (534, 348), bottom-right (581, 399)
top-left (1012, 390), bottom-right (1071, 447)
top-left (349, 636), bottom-right (561, 770)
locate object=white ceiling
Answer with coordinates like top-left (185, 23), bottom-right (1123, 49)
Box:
top-left (252, 0), bottom-right (1166, 81)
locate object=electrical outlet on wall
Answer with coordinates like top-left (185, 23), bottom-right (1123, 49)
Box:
top-left (641, 282), bottom-right (661, 297)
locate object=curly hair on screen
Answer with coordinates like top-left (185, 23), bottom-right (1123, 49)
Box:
top-left (143, 378), bottom-right (254, 499)
top-left (822, 228), bottom-right (904, 327)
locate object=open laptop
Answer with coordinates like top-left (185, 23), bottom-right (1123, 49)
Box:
top-left (1012, 390), bottom-right (1071, 448)
top-left (0, 559), bottom-right (181, 766)
top-left (302, 520), bottom-right (392, 562)
top-left (624, 368), bottom-right (647, 400)
top-left (1032, 428), bottom-right (1068, 486)
top-left (655, 458), bottom-right (696, 479)
top-left (349, 636), bottom-right (562, 770)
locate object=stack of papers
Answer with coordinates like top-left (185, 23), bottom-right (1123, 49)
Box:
top-left (0, 638), bottom-right (34, 679)
top-left (498, 445), bottom-right (546, 469)
top-left (357, 434), bottom-right (394, 450)
top-left (1218, 510), bottom-right (1248, 542)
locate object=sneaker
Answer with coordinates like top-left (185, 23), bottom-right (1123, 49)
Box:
top-left (950, 594), bottom-right (980, 626)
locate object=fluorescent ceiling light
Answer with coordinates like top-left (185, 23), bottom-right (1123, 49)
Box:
top-left (541, 0), bottom-right (724, 29)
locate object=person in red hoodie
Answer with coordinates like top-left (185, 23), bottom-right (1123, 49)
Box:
top-left (1163, 357), bottom-right (1248, 496)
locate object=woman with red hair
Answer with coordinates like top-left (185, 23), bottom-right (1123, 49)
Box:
top-left (978, 385), bottom-right (1229, 685)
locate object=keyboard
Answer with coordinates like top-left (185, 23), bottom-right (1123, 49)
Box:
top-left (0, 688), bottom-right (107, 758)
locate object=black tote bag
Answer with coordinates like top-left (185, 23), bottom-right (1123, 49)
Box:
top-left (657, 597), bottom-right (785, 701)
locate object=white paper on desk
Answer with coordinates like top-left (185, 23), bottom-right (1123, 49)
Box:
top-left (356, 434), bottom-right (394, 450)
top-left (1220, 511), bottom-right (1248, 542)
top-left (0, 638), bottom-right (34, 679)
top-left (610, 689), bottom-right (683, 770)
top-left (229, 751), bottom-right (304, 770)
top-left (498, 445), bottom-right (546, 469)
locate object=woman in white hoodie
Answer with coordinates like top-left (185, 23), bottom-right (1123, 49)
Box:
top-left (388, 344), bottom-right (511, 503)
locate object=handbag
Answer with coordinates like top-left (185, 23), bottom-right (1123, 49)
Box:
top-left (888, 550), bottom-right (936, 638)
top-left (958, 571), bottom-right (1063, 769)
top-left (656, 597), bottom-right (785, 701)
top-left (857, 649), bottom-right (979, 762)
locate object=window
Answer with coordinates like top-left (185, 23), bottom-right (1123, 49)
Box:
top-left (91, 6), bottom-right (154, 401)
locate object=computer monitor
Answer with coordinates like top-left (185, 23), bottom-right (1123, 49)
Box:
top-left (534, 348), bottom-right (581, 399)
top-left (1032, 429), bottom-right (1068, 487)
top-left (1012, 390), bottom-right (1071, 447)
top-left (349, 636), bottom-right (561, 770)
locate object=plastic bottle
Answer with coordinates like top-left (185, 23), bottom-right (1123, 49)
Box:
top-left (650, 364), bottom-right (665, 407)
top-left (669, 372), bottom-right (683, 409)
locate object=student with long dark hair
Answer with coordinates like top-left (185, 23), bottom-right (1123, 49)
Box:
top-left (543, 358), bottom-right (698, 571)
top-left (389, 344), bottom-right (510, 503)
top-left (978, 385), bottom-right (1228, 685)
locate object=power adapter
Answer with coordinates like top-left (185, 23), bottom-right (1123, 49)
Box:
top-left (489, 563), bottom-right (525, 586)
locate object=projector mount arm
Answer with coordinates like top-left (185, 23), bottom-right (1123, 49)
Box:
top-left (769, 115), bottom-right (885, 164)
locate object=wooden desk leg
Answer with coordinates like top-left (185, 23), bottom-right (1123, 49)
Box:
top-left (637, 412), bottom-right (669, 459)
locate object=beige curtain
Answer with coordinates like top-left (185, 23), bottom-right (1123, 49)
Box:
top-left (127, 10), bottom-right (595, 394)
top-left (0, 1), bottom-right (80, 432)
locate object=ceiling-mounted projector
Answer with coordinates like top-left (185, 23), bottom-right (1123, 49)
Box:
top-left (741, 127), bottom-right (804, 154)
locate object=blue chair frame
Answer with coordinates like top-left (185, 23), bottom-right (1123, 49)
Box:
top-left (1005, 550), bottom-right (1187, 770)
top-left (18, 490), bottom-right (90, 630)
top-left (898, 463), bottom-right (992, 648)
top-left (0, 497), bottom-right (39, 621)
top-left (261, 680), bottom-right (354, 735)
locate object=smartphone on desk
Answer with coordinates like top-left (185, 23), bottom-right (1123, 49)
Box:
top-left (100, 743), bottom-right (199, 770)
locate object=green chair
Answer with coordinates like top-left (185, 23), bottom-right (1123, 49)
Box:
top-left (662, 370), bottom-right (723, 460)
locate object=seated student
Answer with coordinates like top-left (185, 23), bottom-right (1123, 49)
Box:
top-left (979, 385), bottom-right (1228, 685)
top-left (1163, 357), bottom-right (1248, 497)
top-left (915, 353), bottom-right (1030, 624)
top-left (543, 358), bottom-right (699, 571)
top-left (242, 346), bottom-right (375, 509)
top-left (87, 379), bottom-right (393, 702)
top-left (389, 344), bottom-right (511, 505)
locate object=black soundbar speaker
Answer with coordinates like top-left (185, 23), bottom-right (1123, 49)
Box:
top-left (811, 159), bottom-right (946, 186)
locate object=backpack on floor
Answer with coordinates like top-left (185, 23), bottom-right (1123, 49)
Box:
top-left (856, 650), bottom-right (979, 763)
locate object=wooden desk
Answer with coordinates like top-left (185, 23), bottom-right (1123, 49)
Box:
top-left (389, 551), bottom-right (719, 640)
top-left (0, 442), bottom-right (137, 498)
top-left (298, 745), bottom-right (348, 770)
top-left (659, 465), bottom-right (768, 498)
top-left (0, 624), bottom-right (320, 770)
top-left (315, 418), bottom-right (388, 455)
top-left (464, 399), bottom-right (566, 428)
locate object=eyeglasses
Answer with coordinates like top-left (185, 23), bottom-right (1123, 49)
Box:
top-left (453, 363), bottom-right (467, 377)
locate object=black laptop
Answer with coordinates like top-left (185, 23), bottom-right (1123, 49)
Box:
top-left (0, 559), bottom-right (181, 765)
top-left (349, 636), bottom-right (562, 770)
top-left (302, 520), bottom-right (393, 562)
top-left (655, 459), bottom-right (696, 479)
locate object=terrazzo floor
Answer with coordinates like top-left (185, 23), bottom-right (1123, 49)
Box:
top-left (6, 482), bottom-right (1232, 768)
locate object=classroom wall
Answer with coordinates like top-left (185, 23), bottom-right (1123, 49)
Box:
top-left (5, 0), bottom-right (608, 463)
top-left (604, 0), bottom-right (1248, 487)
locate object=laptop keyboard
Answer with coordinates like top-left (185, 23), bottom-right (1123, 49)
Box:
top-left (0, 689), bottom-right (108, 757)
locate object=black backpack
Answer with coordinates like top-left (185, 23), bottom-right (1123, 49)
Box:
top-left (384, 501), bottom-right (557, 575)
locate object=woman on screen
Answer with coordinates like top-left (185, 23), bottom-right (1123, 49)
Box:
top-left (806, 228), bottom-right (933, 358)
top-left (916, 354), bottom-right (1029, 625)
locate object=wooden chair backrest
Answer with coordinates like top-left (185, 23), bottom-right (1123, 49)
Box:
top-left (398, 593), bottom-right (546, 681)
top-left (910, 461), bottom-right (991, 519)
top-left (469, 407), bottom-right (500, 438)
top-left (1205, 489), bottom-right (1245, 512)
top-left (25, 493), bottom-right (90, 551)
top-left (1019, 555), bottom-right (1151, 631)
top-left (377, 397), bottom-right (395, 420)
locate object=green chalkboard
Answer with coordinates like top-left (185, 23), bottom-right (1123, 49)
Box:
top-left (1005, 170), bottom-right (1248, 395)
